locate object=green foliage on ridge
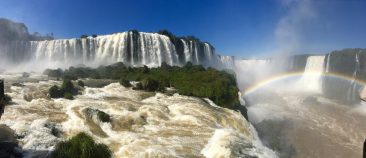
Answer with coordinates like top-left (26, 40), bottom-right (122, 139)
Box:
top-left (45, 62), bottom-right (240, 109)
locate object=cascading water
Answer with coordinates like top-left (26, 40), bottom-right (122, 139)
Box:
top-left (3, 31), bottom-right (220, 70)
top-left (298, 56), bottom-right (325, 93)
top-left (347, 50), bottom-right (361, 101)
top-left (217, 55), bottom-right (236, 69)
top-left (325, 53), bottom-right (331, 73)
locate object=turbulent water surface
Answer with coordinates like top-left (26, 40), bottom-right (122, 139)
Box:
top-left (242, 55), bottom-right (366, 158)
top-left (0, 73), bottom-right (275, 158)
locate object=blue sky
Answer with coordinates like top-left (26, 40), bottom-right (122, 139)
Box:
top-left (0, 0), bottom-right (365, 58)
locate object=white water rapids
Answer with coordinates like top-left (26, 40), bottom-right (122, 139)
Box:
top-left (0, 73), bottom-right (275, 158)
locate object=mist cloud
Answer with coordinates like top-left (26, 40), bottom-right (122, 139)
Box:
top-left (274, 0), bottom-right (316, 54)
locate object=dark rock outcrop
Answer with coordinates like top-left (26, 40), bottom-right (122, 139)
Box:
top-left (234, 104), bottom-right (248, 120)
top-left (0, 80), bottom-right (4, 117)
top-left (322, 48), bottom-right (366, 104)
top-left (0, 125), bottom-right (22, 158)
top-left (288, 54), bottom-right (311, 72)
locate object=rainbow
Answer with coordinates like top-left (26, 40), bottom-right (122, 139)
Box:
top-left (242, 71), bottom-right (366, 96)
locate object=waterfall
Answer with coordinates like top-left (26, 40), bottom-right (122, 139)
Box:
top-left (299, 56), bottom-right (325, 93)
top-left (5, 31), bottom-right (223, 69)
top-left (325, 53), bottom-right (331, 73)
top-left (181, 39), bottom-right (191, 63)
top-left (347, 50), bottom-right (361, 101)
top-left (218, 55), bottom-right (236, 69)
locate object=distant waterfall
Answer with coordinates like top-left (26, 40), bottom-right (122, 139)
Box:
top-left (16, 31), bottom-right (219, 68)
top-left (218, 55), bottom-right (236, 69)
top-left (321, 49), bottom-right (366, 103)
top-left (347, 50), bottom-right (361, 101)
top-left (299, 56), bottom-right (325, 93)
top-left (325, 53), bottom-right (331, 73)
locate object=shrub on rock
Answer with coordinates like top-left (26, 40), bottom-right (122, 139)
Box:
top-left (119, 79), bottom-right (131, 87)
top-left (77, 80), bottom-right (85, 87)
top-left (61, 80), bottom-right (77, 95)
top-left (140, 78), bottom-right (159, 92)
top-left (64, 92), bottom-right (74, 100)
top-left (51, 132), bottom-right (112, 158)
top-left (49, 85), bottom-right (63, 98)
top-left (49, 80), bottom-right (78, 100)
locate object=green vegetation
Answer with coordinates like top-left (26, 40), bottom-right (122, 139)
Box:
top-left (49, 85), bottom-right (63, 98)
top-left (45, 62), bottom-right (240, 109)
top-left (64, 92), bottom-right (74, 100)
top-left (78, 80), bottom-right (85, 87)
top-left (138, 77), bottom-right (160, 91)
top-left (119, 79), bottom-right (131, 87)
top-left (48, 80), bottom-right (78, 100)
top-left (51, 132), bottom-right (112, 158)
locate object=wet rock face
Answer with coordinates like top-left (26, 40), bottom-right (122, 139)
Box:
top-left (0, 125), bottom-right (22, 158)
top-left (0, 80), bottom-right (4, 117)
top-left (288, 54), bottom-right (311, 72)
top-left (322, 49), bottom-right (366, 104)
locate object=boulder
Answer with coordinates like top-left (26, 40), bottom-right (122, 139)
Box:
top-left (360, 87), bottom-right (366, 102)
top-left (0, 80), bottom-right (4, 117)
top-left (0, 125), bottom-right (22, 158)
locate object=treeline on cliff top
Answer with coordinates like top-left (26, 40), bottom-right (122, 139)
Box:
top-left (44, 62), bottom-right (240, 110)
top-left (0, 18), bottom-right (54, 43)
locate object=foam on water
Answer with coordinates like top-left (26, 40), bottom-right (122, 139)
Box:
top-left (0, 73), bottom-right (274, 158)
